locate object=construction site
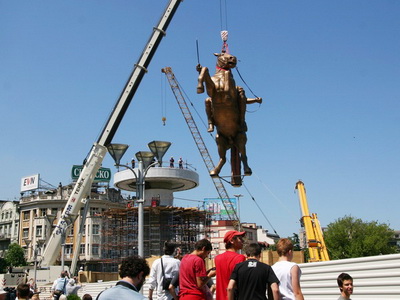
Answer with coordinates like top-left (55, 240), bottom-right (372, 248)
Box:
top-left (100, 205), bottom-right (211, 272)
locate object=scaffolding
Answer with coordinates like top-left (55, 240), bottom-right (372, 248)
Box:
top-left (100, 206), bottom-right (211, 272)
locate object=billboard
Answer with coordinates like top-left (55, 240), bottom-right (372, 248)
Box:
top-left (205, 198), bottom-right (237, 218)
top-left (71, 165), bottom-right (111, 182)
top-left (21, 174), bottom-right (40, 192)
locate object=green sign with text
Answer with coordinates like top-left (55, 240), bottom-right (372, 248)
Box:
top-left (71, 165), bottom-right (111, 182)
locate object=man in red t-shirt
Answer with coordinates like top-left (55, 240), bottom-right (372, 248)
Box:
top-left (215, 230), bottom-right (246, 300)
top-left (179, 239), bottom-right (216, 300)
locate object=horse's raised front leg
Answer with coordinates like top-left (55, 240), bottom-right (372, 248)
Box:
top-left (196, 65), bottom-right (216, 97)
top-left (196, 65), bottom-right (207, 94)
top-left (210, 134), bottom-right (227, 177)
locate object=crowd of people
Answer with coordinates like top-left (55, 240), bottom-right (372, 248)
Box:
top-left (0, 233), bottom-right (354, 300)
top-left (131, 157), bottom-right (184, 169)
top-left (94, 231), bottom-right (354, 300)
top-left (50, 270), bottom-right (90, 300)
top-left (0, 280), bottom-right (92, 300)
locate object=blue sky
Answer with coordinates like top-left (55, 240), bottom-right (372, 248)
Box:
top-left (1, 0), bottom-right (399, 238)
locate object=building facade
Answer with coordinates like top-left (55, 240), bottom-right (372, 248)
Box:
top-left (19, 183), bottom-right (125, 271)
top-left (208, 220), bottom-right (259, 258)
top-left (0, 200), bottom-right (20, 257)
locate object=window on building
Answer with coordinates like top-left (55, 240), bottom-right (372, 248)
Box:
top-left (23, 228), bottom-right (29, 238)
top-left (69, 226), bottom-right (74, 236)
top-left (23, 211), bottom-right (30, 220)
top-left (51, 208), bottom-right (58, 216)
top-left (92, 224), bottom-right (100, 235)
top-left (80, 244), bottom-right (85, 254)
top-left (92, 244), bottom-right (99, 256)
top-left (40, 209), bottom-right (47, 217)
top-left (65, 245), bottom-right (72, 255)
top-left (5, 212), bottom-right (9, 220)
top-left (36, 226), bottom-right (43, 237)
top-left (90, 208), bottom-right (100, 216)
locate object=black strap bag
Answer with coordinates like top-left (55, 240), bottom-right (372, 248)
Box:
top-left (161, 257), bottom-right (172, 290)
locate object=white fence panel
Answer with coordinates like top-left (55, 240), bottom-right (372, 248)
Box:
top-left (299, 253), bottom-right (400, 299)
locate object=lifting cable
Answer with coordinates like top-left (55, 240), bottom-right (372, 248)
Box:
top-left (218, 0), bottom-right (261, 106)
top-left (161, 74), bottom-right (167, 125)
top-left (235, 67), bottom-right (260, 100)
top-left (219, 0), bottom-right (229, 53)
top-left (219, 0), bottom-right (228, 32)
top-left (242, 181), bottom-right (280, 237)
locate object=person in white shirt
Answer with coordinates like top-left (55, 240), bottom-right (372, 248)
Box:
top-left (66, 278), bottom-right (82, 296)
top-left (148, 241), bottom-right (181, 300)
top-left (272, 238), bottom-right (304, 300)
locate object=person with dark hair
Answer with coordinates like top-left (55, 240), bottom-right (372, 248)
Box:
top-left (16, 284), bottom-right (30, 300)
top-left (179, 239), bottom-right (216, 300)
top-left (227, 243), bottom-right (280, 300)
top-left (214, 230), bottom-right (246, 300)
top-left (272, 238), bottom-right (304, 300)
top-left (148, 241), bottom-right (181, 300)
top-left (82, 294), bottom-right (92, 300)
top-left (178, 158), bottom-right (183, 169)
top-left (97, 256), bottom-right (150, 300)
top-left (337, 273), bottom-right (353, 300)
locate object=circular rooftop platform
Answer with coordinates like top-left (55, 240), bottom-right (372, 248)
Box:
top-left (113, 167), bottom-right (199, 192)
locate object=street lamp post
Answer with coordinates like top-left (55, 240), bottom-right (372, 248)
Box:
top-left (24, 238), bottom-right (45, 292)
top-left (107, 141), bottom-right (171, 258)
top-left (234, 194), bottom-right (243, 231)
top-left (58, 215), bottom-right (75, 272)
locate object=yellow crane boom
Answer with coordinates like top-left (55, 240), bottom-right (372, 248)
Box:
top-left (295, 180), bottom-right (330, 262)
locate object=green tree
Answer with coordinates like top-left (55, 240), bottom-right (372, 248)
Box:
top-left (324, 215), bottom-right (396, 259)
top-left (0, 257), bottom-right (7, 273)
top-left (288, 233), bottom-right (301, 251)
top-left (4, 243), bottom-right (27, 267)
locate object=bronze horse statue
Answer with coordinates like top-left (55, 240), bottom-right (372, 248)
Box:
top-left (196, 52), bottom-right (262, 179)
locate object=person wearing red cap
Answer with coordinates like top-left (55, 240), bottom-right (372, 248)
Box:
top-left (215, 230), bottom-right (246, 300)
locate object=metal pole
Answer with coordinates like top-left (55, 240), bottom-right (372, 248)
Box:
top-left (137, 161), bottom-right (144, 258)
top-left (33, 245), bottom-right (38, 291)
top-left (234, 194), bottom-right (243, 231)
top-left (61, 231), bottom-right (65, 272)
